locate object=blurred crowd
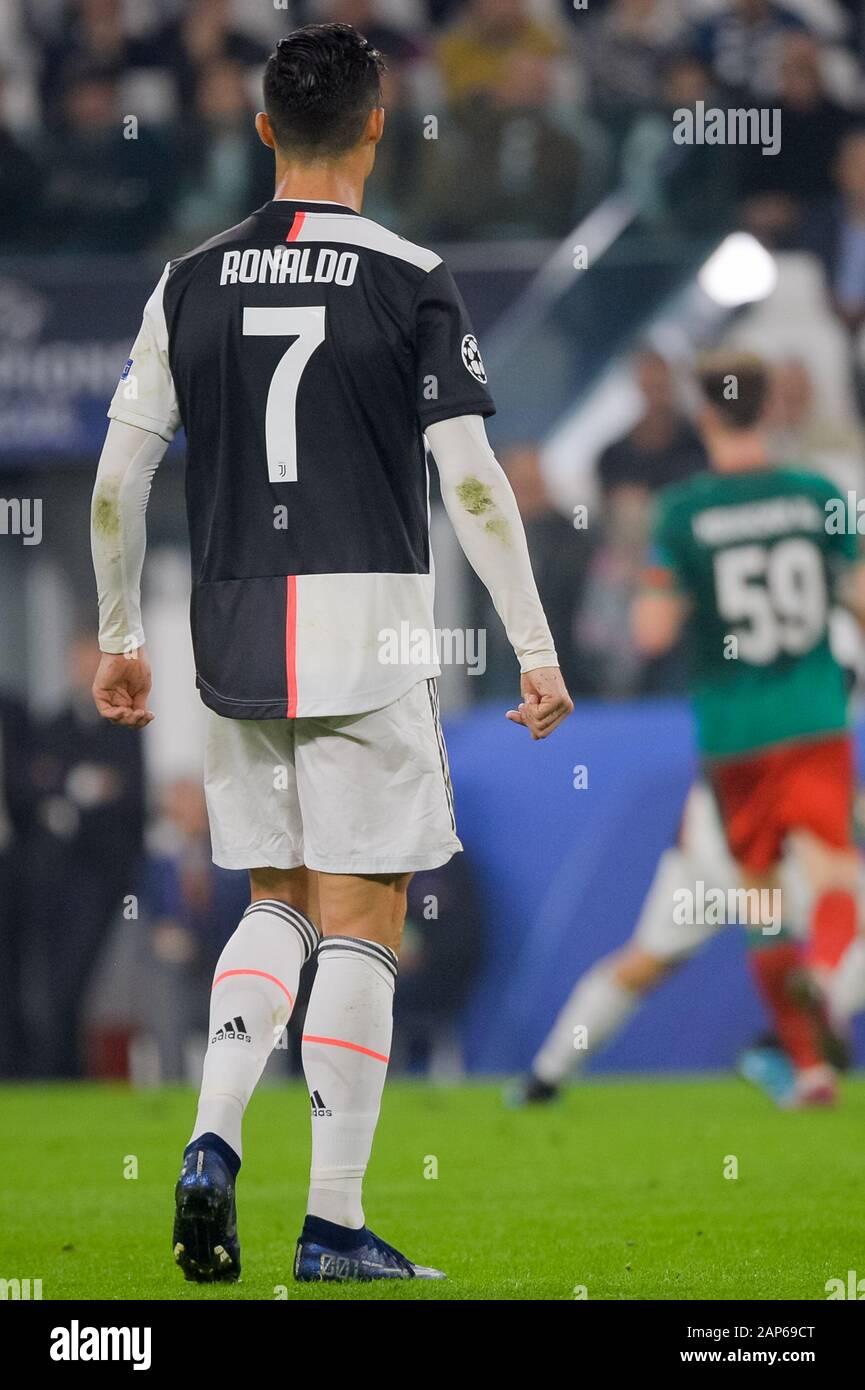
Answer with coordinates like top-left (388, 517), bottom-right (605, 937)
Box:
top-left (3, 0), bottom-right (865, 252)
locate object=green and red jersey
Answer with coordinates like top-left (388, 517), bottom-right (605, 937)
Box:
top-left (648, 466), bottom-right (857, 759)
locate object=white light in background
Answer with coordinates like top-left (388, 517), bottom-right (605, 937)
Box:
top-left (698, 233), bottom-right (778, 308)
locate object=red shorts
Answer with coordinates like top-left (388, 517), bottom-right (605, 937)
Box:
top-left (709, 734), bottom-right (854, 874)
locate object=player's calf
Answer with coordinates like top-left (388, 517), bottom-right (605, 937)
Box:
top-left (791, 832), bottom-right (860, 976)
top-left (177, 883), bottom-right (320, 1281)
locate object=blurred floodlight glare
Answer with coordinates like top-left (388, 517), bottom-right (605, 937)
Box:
top-left (697, 233), bottom-right (778, 308)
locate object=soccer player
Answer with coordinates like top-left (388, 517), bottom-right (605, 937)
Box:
top-left (515, 779), bottom-right (864, 1109)
top-left (516, 353), bottom-right (865, 1109)
top-left (89, 23), bottom-right (571, 1283)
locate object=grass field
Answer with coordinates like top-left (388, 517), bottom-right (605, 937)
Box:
top-left (1, 1075), bottom-right (862, 1301)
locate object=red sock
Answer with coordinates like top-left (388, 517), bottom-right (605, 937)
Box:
top-left (807, 890), bottom-right (857, 971)
top-left (748, 942), bottom-right (821, 1070)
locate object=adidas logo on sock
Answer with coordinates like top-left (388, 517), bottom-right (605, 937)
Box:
top-left (211, 1016), bottom-right (251, 1044)
top-left (309, 1090), bottom-right (332, 1117)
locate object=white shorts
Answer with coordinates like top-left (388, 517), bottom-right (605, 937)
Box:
top-left (204, 677), bottom-right (462, 875)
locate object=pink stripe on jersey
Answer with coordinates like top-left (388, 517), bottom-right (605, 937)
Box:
top-left (285, 210), bottom-right (306, 242)
top-left (285, 575), bottom-right (298, 718)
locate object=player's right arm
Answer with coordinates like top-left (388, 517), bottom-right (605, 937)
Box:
top-left (90, 265), bottom-right (180, 728)
top-left (426, 414), bottom-right (572, 740)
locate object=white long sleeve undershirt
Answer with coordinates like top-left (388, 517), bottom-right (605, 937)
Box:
top-left (91, 419), bottom-right (168, 653)
top-left (91, 413), bottom-right (558, 673)
top-left (425, 415), bottom-right (557, 672)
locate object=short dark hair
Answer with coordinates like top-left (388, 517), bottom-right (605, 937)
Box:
top-left (263, 23), bottom-right (385, 158)
top-left (697, 351), bottom-right (769, 430)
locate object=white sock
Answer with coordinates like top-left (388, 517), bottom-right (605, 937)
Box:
top-left (190, 899), bottom-right (318, 1158)
top-left (532, 959), bottom-right (639, 1085)
top-left (302, 936), bottom-right (397, 1230)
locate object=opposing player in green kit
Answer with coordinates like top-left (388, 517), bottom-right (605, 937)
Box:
top-left (518, 353), bottom-right (865, 1110)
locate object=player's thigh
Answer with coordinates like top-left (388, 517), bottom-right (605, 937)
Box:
top-left (316, 871), bottom-right (412, 952)
top-left (632, 839), bottom-right (733, 963)
top-left (294, 679), bottom-right (461, 876)
top-left (204, 711), bottom-right (303, 871)
top-left (780, 736), bottom-right (856, 893)
top-left (711, 754), bottom-right (783, 878)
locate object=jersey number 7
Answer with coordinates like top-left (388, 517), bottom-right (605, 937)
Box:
top-left (242, 306), bottom-right (326, 483)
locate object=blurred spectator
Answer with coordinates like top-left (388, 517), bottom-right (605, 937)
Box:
top-left (25, 633), bottom-right (144, 1077)
top-left (149, 0), bottom-right (269, 111)
top-left (596, 349), bottom-right (706, 495)
top-left (577, 482), bottom-right (656, 696)
top-left (837, 0), bottom-right (865, 67)
top-left (391, 854), bottom-right (485, 1076)
top-left (361, 60), bottom-right (427, 230)
top-left (43, 64), bottom-right (174, 252)
top-left (739, 32), bottom-right (854, 249)
top-left (436, 0), bottom-right (565, 106)
top-left (621, 53), bottom-right (738, 232)
top-left (804, 128), bottom-right (865, 335)
top-left (138, 779), bottom-right (248, 1082)
top-left (410, 52), bottom-right (582, 240)
top-left (474, 444), bottom-right (592, 699)
top-left (170, 58), bottom-right (272, 247)
top-left (0, 693), bottom-right (35, 1077)
top-left (691, 0), bottom-right (807, 102)
top-left (764, 355), bottom-right (865, 491)
top-left (324, 0), bottom-right (424, 63)
top-left (35, 0), bottom-right (135, 122)
top-left (0, 77), bottom-right (40, 250)
top-left (582, 0), bottom-right (684, 130)
top-left (578, 351), bottom-right (705, 695)
top-left (802, 127), bottom-right (865, 412)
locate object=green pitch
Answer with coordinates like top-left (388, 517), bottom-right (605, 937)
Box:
top-left (1, 1076), bottom-right (862, 1301)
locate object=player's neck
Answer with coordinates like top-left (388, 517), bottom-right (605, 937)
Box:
top-left (709, 432), bottom-right (769, 474)
top-left (272, 157), bottom-right (365, 213)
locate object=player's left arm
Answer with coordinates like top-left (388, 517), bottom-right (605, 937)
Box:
top-left (631, 499), bottom-right (691, 655)
top-left (414, 261), bottom-right (570, 739)
top-left (426, 414), bottom-right (572, 740)
top-left (632, 586), bottom-right (690, 656)
top-left (91, 265), bottom-right (180, 728)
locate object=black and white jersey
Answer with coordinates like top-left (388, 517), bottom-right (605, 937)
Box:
top-left (108, 199), bottom-right (495, 719)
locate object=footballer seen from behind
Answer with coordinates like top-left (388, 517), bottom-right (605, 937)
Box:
top-left (631, 352), bottom-right (865, 1108)
top-left (89, 23), bottom-right (571, 1285)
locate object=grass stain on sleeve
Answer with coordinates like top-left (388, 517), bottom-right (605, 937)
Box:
top-left (456, 476), bottom-right (495, 516)
top-left (456, 476), bottom-right (512, 546)
top-left (485, 515), bottom-right (511, 544)
top-left (92, 478), bottom-right (121, 540)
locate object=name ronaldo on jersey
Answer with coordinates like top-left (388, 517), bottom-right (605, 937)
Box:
top-left (220, 245), bottom-right (359, 287)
